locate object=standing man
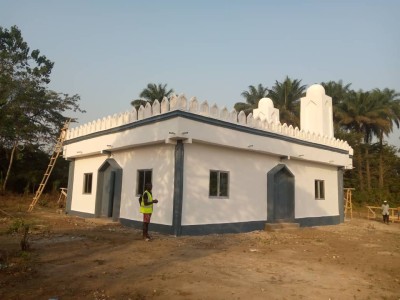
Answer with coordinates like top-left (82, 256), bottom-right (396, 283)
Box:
top-left (140, 182), bottom-right (158, 241)
top-left (381, 200), bottom-right (390, 224)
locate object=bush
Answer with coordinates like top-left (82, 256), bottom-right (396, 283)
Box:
top-left (7, 218), bottom-right (30, 251)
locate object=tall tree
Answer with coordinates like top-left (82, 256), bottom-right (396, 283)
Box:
top-left (234, 84), bottom-right (269, 115)
top-left (268, 76), bottom-right (306, 127)
top-left (131, 83), bottom-right (174, 109)
top-left (0, 25), bottom-right (84, 192)
top-left (321, 80), bottom-right (352, 106)
top-left (335, 90), bottom-right (393, 191)
top-left (369, 88), bottom-right (400, 188)
top-left (321, 80), bottom-right (353, 134)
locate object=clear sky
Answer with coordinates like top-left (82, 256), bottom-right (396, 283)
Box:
top-left (1, 0), bottom-right (399, 146)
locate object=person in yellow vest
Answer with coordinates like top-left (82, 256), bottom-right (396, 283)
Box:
top-left (140, 182), bottom-right (158, 241)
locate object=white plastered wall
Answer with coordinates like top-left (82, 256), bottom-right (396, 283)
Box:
top-left (70, 144), bottom-right (175, 225)
top-left (182, 143), bottom-right (276, 225)
top-left (70, 155), bottom-right (106, 213)
top-left (182, 142), bottom-right (340, 225)
top-left (113, 143), bottom-right (175, 225)
top-left (281, 159), bottom-right (339, 218)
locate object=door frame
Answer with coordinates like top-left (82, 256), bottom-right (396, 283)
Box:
top-left (95, 158), bottom-right (123, 221)
top-left (267, 164), bottom-right (295, 222)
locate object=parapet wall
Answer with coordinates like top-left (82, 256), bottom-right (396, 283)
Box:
top-left (66, 94), bottom-right (353, 153)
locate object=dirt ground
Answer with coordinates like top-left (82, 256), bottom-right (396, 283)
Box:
top-left (0, 196), bottom-right (399, 300)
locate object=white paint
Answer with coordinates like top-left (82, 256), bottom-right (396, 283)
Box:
top-left (70, 156), bottom-right (105, 213)
top-left (66, 86), bottom-right (352, 161)
top-left (115, 144), bottom-right (175, 225)
top-left (288, 160), bottom-right (340, 217)
top-left (64, 86), bottom-right (353, 227)
top-left (253, 98), bottom-right (280, 124)
top-left (300, 84), bottom-right (334, 138)
top-left (183, 143), bottom-right (272, 225)
top-left (183, 143), bottom-right (341, 225)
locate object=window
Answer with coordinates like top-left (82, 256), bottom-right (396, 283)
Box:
top-left (315, 180), bottom-right (325, 200)
top-left (137, 169), bottom-right (152, 195)
top-left (209, 170), bottom-right (229, 197)
top-left (83, 173), bottom-right (93, 194)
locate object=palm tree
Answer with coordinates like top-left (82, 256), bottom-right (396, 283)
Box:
top-left (369, 88), bottom-right (400, 188)
top-left (321, 80), bottom-right (353, 136)
top-left (268, 76), bottom-right (306, 127)
top-left (321, 80), bottom-right (352, 106)
top-left (335, 90), bottom-right (394, 191)
top-left (234, 84), bottom-right (269, 115)
top-left (131, 83), bottom-right (174, 109)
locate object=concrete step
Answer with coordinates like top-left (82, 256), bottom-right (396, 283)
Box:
top-left (264, 222), bottom-right (300, 232)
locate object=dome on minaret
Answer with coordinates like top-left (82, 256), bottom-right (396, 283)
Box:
top-left (258, 98), bottom-right (274, 110)
top-left (306, 84), bottom-right (326, 97)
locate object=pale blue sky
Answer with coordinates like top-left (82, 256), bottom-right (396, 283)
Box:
top-left (1, 0), bottom-right (399, 146)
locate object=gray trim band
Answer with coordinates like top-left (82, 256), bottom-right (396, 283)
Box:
top-left (65, 159), bottom-right (75, 213)
top-left (172, 140), bottom-right (184, 236)
top-left (64, 214), bottom-right (341, 234)
top-left (338, 168), bottom-right (344, 223)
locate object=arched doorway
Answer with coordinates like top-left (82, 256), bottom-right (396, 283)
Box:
top-left (267, 164), bottom-right (295, 222)
top-left (95, 158), bottom-right (123, 221)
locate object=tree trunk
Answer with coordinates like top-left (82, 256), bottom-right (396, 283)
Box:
top-left (365, 146), bottom-right (371, 191)
top-left (378, 151), bottom-right (384, 188)
top-left (356, 145), bottom-right (364, 192)
top-left (378, 134), bottom-right (384, 188)
top-left (2, 141), bottom-right (17, 192)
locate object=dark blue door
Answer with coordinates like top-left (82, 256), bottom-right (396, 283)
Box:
top-left (267, 164), bottom-right (295, 222)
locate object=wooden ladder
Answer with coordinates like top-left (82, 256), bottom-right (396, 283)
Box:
top-left (28, 120), bottom-right (70, 212)
top-left (344, 188), bottom-right (355, 219)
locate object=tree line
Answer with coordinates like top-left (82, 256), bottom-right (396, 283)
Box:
top-left (130, 79), bottom-right (400, 205)
top-left (0, 26), bottom-right (84, 194)
top-left (1, 25), bottom-right (399, 205)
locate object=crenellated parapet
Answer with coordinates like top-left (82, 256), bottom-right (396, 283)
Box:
top-left (66, 89), bottom-right (353, 153)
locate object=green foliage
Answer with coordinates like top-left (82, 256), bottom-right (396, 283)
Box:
top-left (0, 143), bottom-right (68, 193)
top-left (321, 80), bottom-right (352, 106)
top-left (7, 218), bottom-right (31, 251)
top-left (0, 25), bottom-right (84, 192)
top-left (131, 83), bottom-right (174, 109)
top-left (234, 84), bottom-right (269, 115)
top-left (235, 79), bottom-right (400, 205)
top-left (267, 76), bottom-right (306, 127)
top-left (7, 218), bottom-right (27, 234)
top-left (19, 250), bottom-right (31, 260)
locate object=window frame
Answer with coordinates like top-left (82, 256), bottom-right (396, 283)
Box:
top-left (314, 179), bottom-right (325, 200)
top-left (136, 169), bottom-right (153, 196)
top-left (209, 170), bottom-right (229, 198)
top-left (83, 173), bottom-right (93, 194)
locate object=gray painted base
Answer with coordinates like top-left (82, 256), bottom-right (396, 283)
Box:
top-left (296, 215), bottom-right (340, 227)
top-left (119, 218), bottom-right (174, 235)
top-left (68, 210), bottom-right (95, 218)
top-left (67, 212), bottom-right (341, 235)
top-left (119, 215), bottom-right (341, 236)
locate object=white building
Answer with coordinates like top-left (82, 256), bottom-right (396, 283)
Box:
top-left (63, 84), bottom-right (353, 235)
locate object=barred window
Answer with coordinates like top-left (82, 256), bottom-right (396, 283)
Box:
top-left (209, 170), bottom-right (229, 197)
top-left (315, 180), bottom-right (325, 200)
top-left (83, 173), bottom-right (93, 194)
top-left (137, 169), bottom-right (152, 195)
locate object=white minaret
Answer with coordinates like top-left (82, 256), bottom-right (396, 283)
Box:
top-left (300, 84), bottom-right (333, 138)
top-left (253, 98), bottom-right (280, 124)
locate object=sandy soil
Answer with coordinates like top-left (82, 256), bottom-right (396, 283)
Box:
top-left (0, 197), bottom-right (399, 300)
